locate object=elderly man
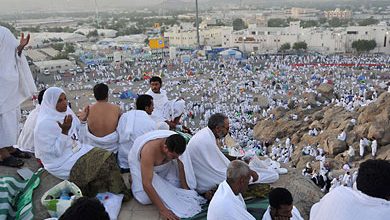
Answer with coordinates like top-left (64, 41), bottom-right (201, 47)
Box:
top-left (184, 113), bottom-right (278, 194)
top-left (262, 188), bottom-right (303, 220)
top-left (117, 94), bottom-right (156, 172)
top-left (208, 160), bottom-right (256, 220)
top-left (310, 159), bottom-right (390, 220)
top-left (128, 130), bottom-right (205, 220)
top-left (84, 83), bottom-right (121, 152)
top-left (0, 26), bottom-right (36, 167)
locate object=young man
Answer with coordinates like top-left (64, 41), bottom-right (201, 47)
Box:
top-left (128, 130), bottom-right (204, 220)
top-left (146, 76), bottom-right (170, 124)
top-left (310, 159), bottom-right (390, 220)
top-left (262, 188), bottom-right (303, 220)
top-left (0, 26), bottom-right (36, 167)
top-left (117, 94), bottom-right (156, 171)
top-left (208, 160), bottom-right (256, 220)
top-left (83, 83), bottom-right (121, 152)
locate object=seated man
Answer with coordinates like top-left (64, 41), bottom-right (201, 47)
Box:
top-left (310, 159), bottom-right (390, 220)
top-left (184, 113), bottom-right (277, 194)
top-left (208, 160), bottom-right (256, 220)
top-left (262, 188), bottom-right (303, 220)
top-left (17, 89), bottom-right (46, 153)
top-left (34, 87), bottom-right (128, 199)
top-left (128, 130), bottom-right (205, 220)
top-left (161, 99), bottom-right (192, 134)
top-left (84, 83), bottom-right (121, 152)
top-left (117, 94), bottom-right (156, 171)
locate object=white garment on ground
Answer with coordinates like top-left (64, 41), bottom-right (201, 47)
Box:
top-left (337, 131), bottom-right (346, 141)
top-left (117, 110), bottom-right (156, 169)
top-left (262, 206), bottom-right (303, 220)
top-left (34, 87), bottom-right (93, 179)
top-left (146, 89), bottom-right (169, 122)
top-left (310, 186), bottom-right (390, 220)
top-left (0, 26), bottom-right (37, 148)
top-left (185, 127), bottom-right (278, 193)
top-left (128, 130), bottom-right (205, 218)
top-left (85, 126), bottom-right (119, 152)
top-left (207, 180), bottom-right (255, 220)
top-left (17, 105), bottom-right (40, 152)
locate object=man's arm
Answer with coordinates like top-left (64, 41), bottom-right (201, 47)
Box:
top-left (177, 159), bottom-right (189, 190)
top-left (140, 147), bottom-right (179, 220)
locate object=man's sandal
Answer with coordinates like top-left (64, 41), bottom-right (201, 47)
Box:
top-left (0, 155), bottom-right (24, 168)
top-left (11, 149), bottom-right (32, 159)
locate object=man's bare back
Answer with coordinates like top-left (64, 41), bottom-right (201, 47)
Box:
top-left (87, 102), bottom-right (121, 137)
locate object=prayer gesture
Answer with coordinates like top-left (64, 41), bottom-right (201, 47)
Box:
top-left (17, 32), bottom-right (30, 56)
top-left (77, 105), bottom-right (89, 122)
top-left (57, 115), bottom-right (72, 135)
top-left (249, 169), bottom-right (259, 182)
top-left (19, 32), bottom-right (30, 48)
top-left (159, 208), bottom-right (179, 220)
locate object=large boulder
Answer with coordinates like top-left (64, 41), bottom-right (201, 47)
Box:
top-left (323, 137), bottom-right (347, 156)
top-left (317, 84), bottom-right (334, 100)
top-left (271, 168), bottom-right (323, 220)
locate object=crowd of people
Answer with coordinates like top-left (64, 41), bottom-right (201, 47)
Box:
top-left (1, 25), bottom-right (390, 220)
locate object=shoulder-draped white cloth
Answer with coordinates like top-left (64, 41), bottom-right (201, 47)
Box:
top-left (117, 110), bottom-right (156, 169)
top-left (146, 88), bottom-right (169, 122)
top-left (128, 130), bottom-right (205, 218)
top-left (17, 105), bottom-right (40, 152)
top-left (34, 87), bottom-right (93, 179)
top-left (310, 186), bottom-right (390, 220)
top-left (185, 127), bottom-right (279, 193)
top-left (0, 26), bottom-right (36, 148)
top-left (207, 180), bottom-right (256, 220)
top-left (262, 206), bottom-right (303, 220)
top-left (85, 125), bottom-right (119, 153)
top-left (0, 26), bottom-right (36, 115)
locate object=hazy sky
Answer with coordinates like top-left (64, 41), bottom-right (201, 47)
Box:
top-left (0, 0), bottom-right (168, 14)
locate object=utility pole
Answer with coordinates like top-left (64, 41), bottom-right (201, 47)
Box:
top-left (195, 0), bottom-right (200, 49)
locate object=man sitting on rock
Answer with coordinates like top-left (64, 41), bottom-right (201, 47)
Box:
top-left (207, 160), bottom-right (256, 220)
top-left (310, 159), bottom-right (390, 220)
top-left (262, 187), bottom-right (303, 220)
top-left (83, 83), bottom-right (121, 152)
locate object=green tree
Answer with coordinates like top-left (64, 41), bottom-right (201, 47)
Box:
top-left (352, 39), bottom-right (377, 53)
top-left (87, 30), bottom-right (99, 38)
top-left (52, 43), bottom-right (64, 51)
top-left (279, 43), bottom-right (291, 51)
top-left (233, 18), bottom-right (246, 31)
top-left (328, 17), bottom-right (343, 27)
top-left (64, 43), bottom-right (75, 53)
top-left (267, 18), bottom-right (288, 27)
top-left (358, 17), bottom-right (379, 26)
top-left (293, 41), bottom-right (307, 50)
top-left (301, 20), bottom-right (318, 28)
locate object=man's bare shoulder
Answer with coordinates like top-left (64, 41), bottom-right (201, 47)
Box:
top-left (140, 139), bottom-right (163, 160)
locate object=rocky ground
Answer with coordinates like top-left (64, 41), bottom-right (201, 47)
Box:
top-left (254, 85), bottom-right (390, 172)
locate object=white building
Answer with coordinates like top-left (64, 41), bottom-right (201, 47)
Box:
top-left (165, 25), bottom-right (233, 48)
top-left (34, 59), bottom-right (76, 74)
top-left (223, 21), bottom-right (390, 54)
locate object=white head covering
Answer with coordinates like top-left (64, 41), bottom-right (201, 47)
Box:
top-left (163, 99), bottom-right (186, 121)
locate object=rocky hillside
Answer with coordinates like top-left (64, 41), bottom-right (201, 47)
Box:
top-left (254, 88), bottom-right (390, 170)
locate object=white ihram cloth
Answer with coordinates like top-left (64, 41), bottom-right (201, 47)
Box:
top-left (262, 206), bottom-right (303, 220)
top-left (0, 26), bottom-right (37, 147)
top-left (161, 99), bottom-right (186, 121)
top-left (34, 87), bottom-right (93, 180)
top-left (207, 180), bottom-right (255, 220)
top-left (310, 186), bottom-right (390, 220)
top-left (117, 110), bottom-right (156, 169)
top-left (85, 125), bottom-right (119, 152)
top-left (146, 89), bottom-right (169, 122)
top-left (16, 105), bottom-right (40, 152)
top-left (128, 130), bottom-right (205, 218)
top-left (185, 127), bottom-right (278, 193)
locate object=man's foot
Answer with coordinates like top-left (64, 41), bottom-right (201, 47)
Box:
top-left (0, 155), bottom-right (24, 168)
top-left (10, 148), bottom-right (31, 159)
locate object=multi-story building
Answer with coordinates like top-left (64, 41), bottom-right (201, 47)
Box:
top-left (223, 21), bottom-right (390, 54)
top-left (324, 8), bottom-right (352, 19)
top-left (165, 24), bottom-right (233, 49)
